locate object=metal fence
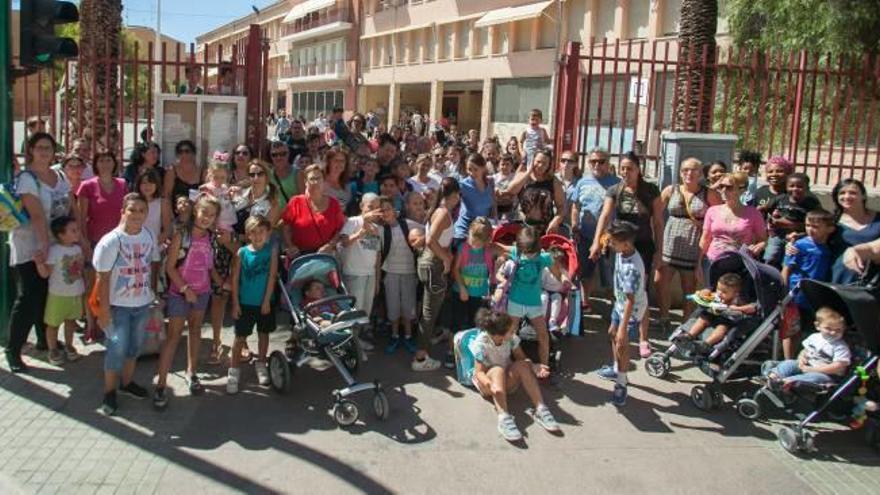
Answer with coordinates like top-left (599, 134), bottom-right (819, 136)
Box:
top-left (11, 25), bottom-right (270, 163)
top-left (553, 39), bottom-right (880, 187)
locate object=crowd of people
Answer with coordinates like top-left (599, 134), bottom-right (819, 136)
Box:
top-left (4, 105), bottom-right (878, 441)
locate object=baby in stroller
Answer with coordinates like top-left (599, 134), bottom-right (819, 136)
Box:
top-left (674, 273), bottom-right (757, 355)
top-left (763, 306), bottom-right (851, 390)
top-left (541, 246), bottom-right (573, 334)
top-left (302, 280), bottom-right (343, 328)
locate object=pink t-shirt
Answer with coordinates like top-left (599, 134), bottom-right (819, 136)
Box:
top-left (77, 177), bottom-right (127, 243)
top-left (703, 204), bottom-right (766, 261)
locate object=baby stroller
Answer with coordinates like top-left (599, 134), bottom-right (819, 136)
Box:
top-left (491, 223), bottom-right (581, 371)
top-left (645, 248), bottom-right (786, 410)
top-left (734, 270), bottom-right (880, 455)
top-left (269, 254), bottom-right (390, 427)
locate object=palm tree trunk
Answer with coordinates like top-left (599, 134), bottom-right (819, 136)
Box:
top-left (79, 0), bottom-right (123, 154)
top-left (674, 0), bottom-right (718, 133)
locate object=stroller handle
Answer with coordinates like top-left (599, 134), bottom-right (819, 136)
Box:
top-left (303, 294), bottom-right (357, 313)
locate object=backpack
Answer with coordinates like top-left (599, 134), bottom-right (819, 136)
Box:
top-left (460, 242), bottom-right (494, 285)
top-left (0, 171), bottom-right (38, 232)
top-left (491, 256), bottom-right (520, 313)
top-left (176, 228), bottom-right (216, 268)
top-left (381, 217), bottom-right (414, 264)
top-left (453, 329), bottom-right (480, 387)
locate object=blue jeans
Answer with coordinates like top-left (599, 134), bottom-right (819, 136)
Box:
top-left (770, 359), bottom-right (834, 385)
top-left (763, 236), bottom-right (786, 268)
top-left (104, 305), bottom-right (151, 372)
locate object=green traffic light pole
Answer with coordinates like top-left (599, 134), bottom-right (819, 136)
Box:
top-left (1, 0), bottom-right (12, 345)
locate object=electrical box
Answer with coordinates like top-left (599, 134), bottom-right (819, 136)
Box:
top-left (659, 132), bottom-right (739, 189)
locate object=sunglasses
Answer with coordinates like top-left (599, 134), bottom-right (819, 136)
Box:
top-left (235, 150), bottom-right (251, 156)
top-left (249, 171), bottom-right (266, 178)
top-left (716, 184), bottom-right (738, 190)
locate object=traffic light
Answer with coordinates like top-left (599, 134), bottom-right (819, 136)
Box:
top-left (19, 0), bottom-right (79, 66)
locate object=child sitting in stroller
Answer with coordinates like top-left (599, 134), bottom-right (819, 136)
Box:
top-left (541, 247), bottom-right (572, 334)
top-left (302, 280), bottom-right (342, 328)
top-left (675, 273), bottom-right (757, 354)
top-left (764, 306), bottom-right (851, 389)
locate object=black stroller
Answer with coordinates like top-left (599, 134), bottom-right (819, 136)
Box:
top-left (645, 249), bottom-right (786, 410)
top-left (268, 254), bottom-right (390, 427)
top-left (735, 272), bottom-right (880, 455)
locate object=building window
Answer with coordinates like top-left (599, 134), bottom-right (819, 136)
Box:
top-left (456, 21), bottom-right (471, 59)
top-left (596, 0), bottom-right (617, 40)
top-left (513, 19), bottom-right (532, 52)
top-left (440, 24), bottom-right (454, 60)
top-left (491, 77), bottom-right (551, 123)
top-left (661, 0), bottom-right (682, 36)
top-left (424, 28), bottom-right (436, 61)
top-left (292, 90), bottom-right (344, 122)
top-left (538, 15), bottom-right (556, 49)
top-left (473, 26), bottom-right (488, 57)
top-left (627, 0), bottom-right (650, 39)
top-left (493, 24), bottom-right (509, 55)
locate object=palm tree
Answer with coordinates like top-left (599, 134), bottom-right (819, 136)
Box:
top-left (78, 0), bottom-right (123, 153)
top-left (673, 0), bottom-right (718, 133)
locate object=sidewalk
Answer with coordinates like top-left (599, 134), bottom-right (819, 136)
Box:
top-left (1, 311), bottom-right (878, 494)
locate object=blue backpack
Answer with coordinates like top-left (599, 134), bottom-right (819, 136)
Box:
top-left (453, 329), bottom-right (480, 387)
top-left (0, 171), bottom-right (38, 232)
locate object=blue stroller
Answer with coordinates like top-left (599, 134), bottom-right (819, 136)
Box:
top-left (268, 254), bottom-right (390, 427)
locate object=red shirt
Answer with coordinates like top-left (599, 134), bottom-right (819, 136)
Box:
top-left (77, 177), bottom-right (126, 243)
top-left (282, 195), bottom-right (345, 253)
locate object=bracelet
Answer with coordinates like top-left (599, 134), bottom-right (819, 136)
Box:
top-left (181, 284), bottom-right (190, 293)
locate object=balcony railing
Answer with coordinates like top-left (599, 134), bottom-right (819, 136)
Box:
top-left (280, 8), bottom-right (351, 38)
top-left (278, 60), bottom-right (347, 79)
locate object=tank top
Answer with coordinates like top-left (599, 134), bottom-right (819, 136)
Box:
top-left (425, 210), bottom-right (453, 249)
top-left (145, 198), bottom-right (162, 239)
top-left (173, 231), bottom-right (213, 294)
top-left (521, 178), bottom-right (555, 223)
top-left (172, 175), bottom-right (200, 202)
top-left (238, 243), bottom-right (273, 306)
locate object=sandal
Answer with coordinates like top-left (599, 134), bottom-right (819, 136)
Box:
top-left (207, 342), bottom-right (222, 365)
top-left (639, 341), bottom-right (652, 358)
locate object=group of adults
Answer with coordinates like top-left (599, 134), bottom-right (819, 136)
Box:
top-left (6, 113), bottom-right (880, 373)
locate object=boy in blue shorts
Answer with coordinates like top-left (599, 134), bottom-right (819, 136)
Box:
top-left (596, 221), bottom-right (647, 407)
top-left (781, 208), bottom-right (836, 358)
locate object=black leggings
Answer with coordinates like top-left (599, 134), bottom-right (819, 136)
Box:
top-left (6, 262), bottom-right (48, 356)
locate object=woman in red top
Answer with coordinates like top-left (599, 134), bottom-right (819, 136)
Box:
top-left (281, 164), bottom-right (345, 256)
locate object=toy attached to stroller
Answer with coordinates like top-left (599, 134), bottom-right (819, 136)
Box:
top-left (269, 254), bottom-right (390, 427)
top-left (645, 249), bottom-right (786, 411)
top-left (734, 272), bottom-right (880, 455)
top-left (491, 223), bottom-right (582, 372)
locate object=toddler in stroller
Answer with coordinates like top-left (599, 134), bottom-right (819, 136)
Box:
top-left (734, 273), bottom-right (880, 455)
top-left (541, 246), bottom-right (574, 334)
top-left (302, 280), bottom-right (343, 328)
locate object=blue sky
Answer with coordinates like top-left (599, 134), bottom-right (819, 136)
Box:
top-left (13, 0), bottom-right (280, 44)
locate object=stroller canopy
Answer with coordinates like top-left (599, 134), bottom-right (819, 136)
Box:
top-left (708, 249), bottom-right (785, 315)
top-left (800, 278), bottom-right (880, 353)
top-left (540, 234), bottom-right (579, 280)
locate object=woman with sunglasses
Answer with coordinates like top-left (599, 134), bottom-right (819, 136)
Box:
top-left (163, 140), bottom-right (204, 203)
top-left (699, 171), bottom-right (766, 283)
top-left (268, 140), bottom-right (303, 205)
top-left (232, 161), bottom-right (280, 238)
top-left (229, 143), bottom-right (255, 187)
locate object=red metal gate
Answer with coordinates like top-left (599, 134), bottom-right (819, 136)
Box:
top-left (554, 40), bottom-right (880, 188)
top-left (11, 24), bottom-right (270, 163)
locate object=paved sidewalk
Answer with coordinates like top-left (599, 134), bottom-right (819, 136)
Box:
top-left (1, 308), bottom-right (878, 494)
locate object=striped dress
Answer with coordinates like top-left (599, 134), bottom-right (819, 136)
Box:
top-left (662, 185), bottom-right (708, 270)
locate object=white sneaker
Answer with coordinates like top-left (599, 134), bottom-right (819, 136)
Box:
top-left (254, 361), bottom-right (270, 386)
top-left (430, 328), bottom-right (451, 345)
top-left (226, 368), bottom-right (240, 394)
top-left (497, 413), bottom-right (522, 442)
top-left (411, 356), bottom-right (441, 372)
top-left (532, 404), bottom-right (561, 433)
top-left (358, 337), bottom-right (375, 351)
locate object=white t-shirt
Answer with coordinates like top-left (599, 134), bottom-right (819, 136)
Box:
top-left (145, 198), bottom-right (163, 240)
top-left (9, 170), bottom-right (71, 266)
top-left (407, 177), bottom-right (440, 195)
top-left (92, 227), bottom-right (159, 307)
top-left (382, 219), bottom-right (420, 275)
top-left (541, 267), bottom-right (567, 292)
top-left (613, 251), bottom-right (648, 322)
top-left (802, 332), bottom-right (851, 367)
top-left (469, 331), bottom-right (521, 370)
top-left (340, 216), bottom-right (382, 276)
top-left (46, 243), bottom-right (85, 297)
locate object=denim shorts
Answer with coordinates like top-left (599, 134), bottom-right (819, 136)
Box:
top-left (104, 304), bottom-right (151, 371)
top-left (166, 292), bottom-right (211, 318)
top-left (611, 308), bottom-right (641, 340)
top-left (508, 301), bottom-right (544, 320)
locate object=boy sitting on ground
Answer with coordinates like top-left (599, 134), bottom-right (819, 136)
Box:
top-left (675, 272), bottom-right (757, 354)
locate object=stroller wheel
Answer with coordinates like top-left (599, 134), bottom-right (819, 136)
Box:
top-left (778, 426), bottom-right (802, 454)
top-left (268, 351), bottom-right (292, 394)
top-left (690, 386), bottom-right (713, 411)
top-left (333, 399), bottom-right (359, 427)
top-left (736, 398), bottom-right (762, 420)
top-left (644, 353), bottom-right (669, 379)
top-left (372, 390), bottom-right (390, 420)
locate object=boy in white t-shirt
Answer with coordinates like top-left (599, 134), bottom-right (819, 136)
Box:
top-left (765, 307), bottom-right (851, 387)
top-left (37, 216), bottom-right (85, 365)
top-left (93, 193), bottom-right (159, 415)
top-left (339, 193), bottom-right (384, 355)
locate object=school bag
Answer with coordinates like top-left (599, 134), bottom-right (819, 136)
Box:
top-left (453, 329), bottom-right (480, 387)
top-left (491, 256), bottom-right (519, 313)
top-left (0, 170), bottom-right (38, 232)
top-left (139, 301), bottom-right (167, 356)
